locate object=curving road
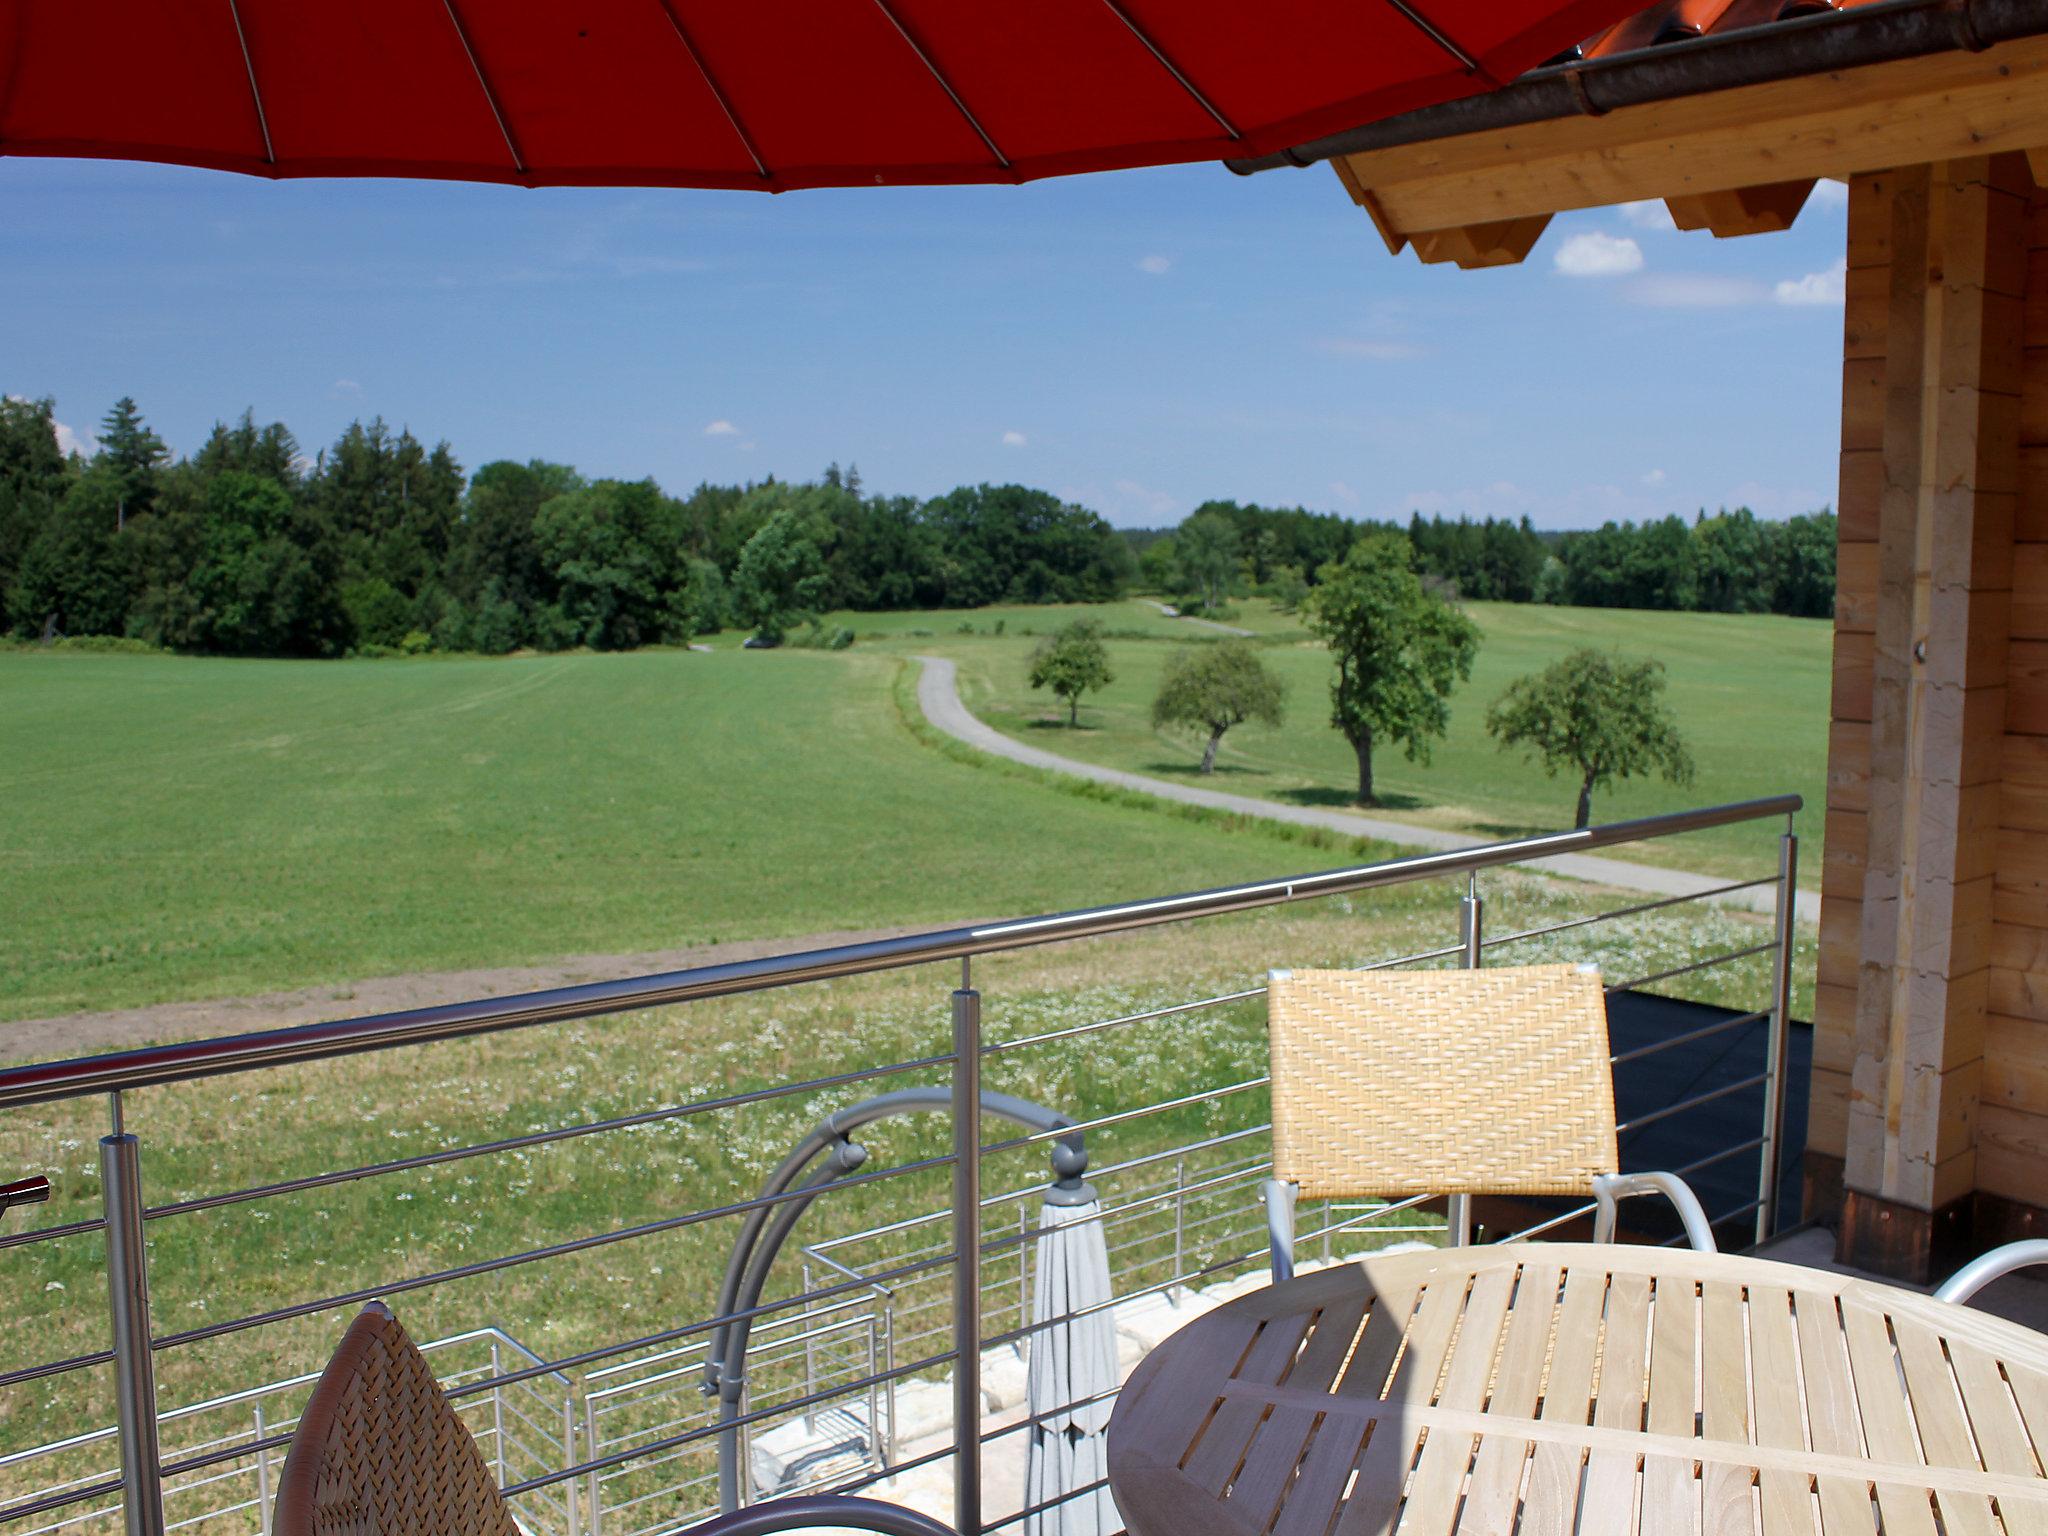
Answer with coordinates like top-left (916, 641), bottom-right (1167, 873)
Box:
top-left (914, 655), bottom-right (1818, 924)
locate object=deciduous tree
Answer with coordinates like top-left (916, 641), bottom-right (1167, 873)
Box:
top-left (732, 508), bottom-right (828, 645)
top-left (1028, 619), bottom-right (1114, 727)
top-left (1485, 647), bottom-right (1694, 827)
top-left (1303, 534), bottom-right (1479, 806)
top-left (1150, 640), bottom-right (1286, 773)
top-left (1174, 510), bottom-right (1238, 614)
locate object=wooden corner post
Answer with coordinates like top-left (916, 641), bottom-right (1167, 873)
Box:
top-left (1822, 155), bottom-right (2026, 1281)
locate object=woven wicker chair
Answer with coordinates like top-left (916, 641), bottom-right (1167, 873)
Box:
top-left (1259, 963), bottom-right (1716, 1281)
top-left (274, 1302), bottom-right (518, 1536)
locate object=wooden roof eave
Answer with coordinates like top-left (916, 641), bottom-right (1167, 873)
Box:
top-left (1323, 32), bottom-right (2048, 267)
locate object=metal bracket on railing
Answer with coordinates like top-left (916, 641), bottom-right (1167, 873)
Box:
top-left (0, 1175), bottom-right (51, 1217)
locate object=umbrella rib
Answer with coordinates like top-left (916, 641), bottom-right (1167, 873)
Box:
top-left (1383, 0), bottom-right (1491, 79)
top-left (223, 0), bottom-right (274, 165)
top-left (440, 0), bottom-right (527, 174)
top-left (868, 0), bottom-right (1010, 170)
top-left (653, 0), bottom-right (770, 181)
top-left (1095, 0), bottom-right (1239, 141)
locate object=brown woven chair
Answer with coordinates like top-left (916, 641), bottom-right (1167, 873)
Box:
top-left (1259, 963), bottom-right (1716, 1280)
top-left (274, 1303), bottom-right (518, 1536)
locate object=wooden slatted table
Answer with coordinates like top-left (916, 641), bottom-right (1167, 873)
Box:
top-left (1104, 1242), bottom-right (2048, 1536)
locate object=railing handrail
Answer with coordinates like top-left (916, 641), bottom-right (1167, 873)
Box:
top-left (0, 794), bottom-right (1800, 1110)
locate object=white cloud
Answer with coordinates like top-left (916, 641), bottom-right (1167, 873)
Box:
top-left (1775, 257), bottom-right (1847, 306)
top-left (1136, 254), bottom-right (1172, 275)
top-left (1001, 430), bottom-right (1027, 448)
top-left (1810, 179), bottom-right (1849, 210)
top-left (1553, 231), bottom-right (1644, 277)
top-left (703, 419), bottom-right (740, 437)
top-left (1619, 200), bottom-right (1677, 231)
top-left (1625, 273), bottom-right (1765, 308)
top-left (1315, 337), bottom-right (1424, 361)
top-left (1641, 468), bottom-right (1667, 487)
top-left (1328, 481), bottom-right (1360, 507)
top-left (331, 378), bottom-right (362, 398)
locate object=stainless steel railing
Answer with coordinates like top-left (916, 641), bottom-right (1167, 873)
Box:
top-left (0, 793), bottom-right (1802, 1536)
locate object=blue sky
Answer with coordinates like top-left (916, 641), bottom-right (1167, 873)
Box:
top-left (1, 155), bottom-right (1850, 530)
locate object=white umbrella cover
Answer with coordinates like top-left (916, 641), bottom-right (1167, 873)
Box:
top-left (1023, 1187), bottom-right (1121, 1536)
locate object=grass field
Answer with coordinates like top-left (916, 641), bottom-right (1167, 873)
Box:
top-left (0, 646), bottom-right (1394, 1024)
top-left (897, 598), bottom-right (1828, 885)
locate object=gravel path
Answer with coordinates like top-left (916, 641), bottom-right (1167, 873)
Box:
top-left (915, 655), bottom-right (1816, 925)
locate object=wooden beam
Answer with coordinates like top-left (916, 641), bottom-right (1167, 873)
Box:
top-left (1407, 215), bottom-right (1551, 269)
top-left (1331, 35), bottom-right (2048, 238)
top-left (1840, 158), bottom-right (2022, 1236)
top-left (1664, 179), bottom-right (1816, 238)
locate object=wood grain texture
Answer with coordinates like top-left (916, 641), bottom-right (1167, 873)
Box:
top-left (1105, 1246), bottom-right (2048, 1536)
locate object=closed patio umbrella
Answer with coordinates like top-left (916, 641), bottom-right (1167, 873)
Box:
top-left (0, 2), bottom-right (1644, 192)
top-left (1023, 1181), bottom-right (1119, 1536)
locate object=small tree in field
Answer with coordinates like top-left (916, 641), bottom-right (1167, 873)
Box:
top-left (1303, 534), bottom-right (1479, 806)
top-left (1151, 640), bottom-right (1286, 774)
top-left (1028, 619), bottom-right (1114, 727)
top-left (1486, 648), bottom-right (1694, 828)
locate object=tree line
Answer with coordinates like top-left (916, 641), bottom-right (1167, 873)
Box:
top-left (0, 396), bottom-right (1135, 655)
top-left (1141, 498), bottom-right (1837, 619)
top-left (1, 393), bottom-right (1839, 657)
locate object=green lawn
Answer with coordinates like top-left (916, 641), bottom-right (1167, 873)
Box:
top-left (0, 646), bottom-right (1392, 1023)
top-left (892, 598), bottom-right (1828, 885)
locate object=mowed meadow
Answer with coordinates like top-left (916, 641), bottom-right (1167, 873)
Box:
top-left (0, 646), bottom-right (1391, 1024)
top-left (908, 598), bottom-right (1831, 885)
top-left (1, 595), bottom-right (1826, 1025)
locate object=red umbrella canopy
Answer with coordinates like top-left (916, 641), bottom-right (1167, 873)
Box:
top-left (0, 1), bottom-right (1641, 191)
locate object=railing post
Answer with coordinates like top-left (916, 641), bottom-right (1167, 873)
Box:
top-left (1446, 877), bottom-right (1483, 1248)
top-left (1017, 1205), bottom-right (1029, 1335)
top-left (491, 1338), bottom-right (507, 1485)
top-left (253, 1405), bottom-right (271, 1536)
top-left (1756, 827), bottom-right (1801, 1245)
top-left (562, 1400), bottom-right (578, 1536)
top-left (951, 971), bottom-right (983, 1536)
top-left (1171, 1155), bottom-right (1185, 1301)
top-left (101, 1095), bottom-right (165, 1536)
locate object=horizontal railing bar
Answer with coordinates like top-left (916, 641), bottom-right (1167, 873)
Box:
top-left (1662, 1198), bottom-right (1764, 1247)
top-left (981, 1201), bottom-right (1418, 1354)
top-left (155, 1431), bottom-right (292, 1481)
top-left (151, 1153), bottom-right (951, 1351)
top-left (443, 1251), bottom-right (956, 1401)
top-left (0, 1479), bottom-right (124, 1527)
top-left (815, 1441), bottom-right (959, 1501)
top-left (0, 1215), bottom-right (105, 1252)
top-left (982, 987), bottom-right (1268, 1058)
top-left (0, 796), bottom-right (1800, 1109)
top-left (500, 1349), bottom-right (956, 1496)
top-left (1504, 1201), bottom-right (1598, 1241)
top-left (1614, 1072), bottom-right (1768, 1134)
top-left (0, 1349), bottom-right (114, 1392)
top-left (1606, 942), bottom-right (1778, 995)
top-left (1609, 1010), bottom-right (1769, 1066)
top-left (804, 1127), bottom-right (1274, 1258)
top-left (1675, 1136), bottom-right (1765, 1176)
top-left (980, 1077), bottom-right (1268, 1155)
top-left (1482, 877), bottom-right (1779, 950)
top-left (980, 1161), bottom-right (1281, 1261)
top-left (143, 1052), bottom-right (952, 1220)
top-left (985, 1475), bottom-right (1113, 1534)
